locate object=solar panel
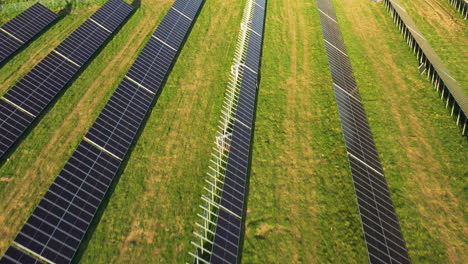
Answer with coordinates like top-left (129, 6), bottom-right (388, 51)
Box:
top-left (0, 0), bottom-right (134, 160)
top-left (0, 246), bottom-right (44, 264)
top-left (316, 0), bottom-right (411, 263)
top-left (5, 140), bottom-right (120, 264)
top-left (0, 100), bottom-right (34, 156)
top-left (383, 0), bottom-right (467, 135)
top-left (1, 0), bottom-right (203, 263)
top-left (0, 3), bottom-right (57, 64)
top-left (205, 0), bottom-right (266, 262)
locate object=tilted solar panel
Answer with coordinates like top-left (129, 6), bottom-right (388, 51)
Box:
top-left (0, 0), bottom-right (134, 160)
top-left (208, 0), bottom-right (266, 262)
top-left (0, 0), bottom-right (203, 263)
top-left (0, 246), bottom-right (44, 264)
top-left (316, 0), bottom-right (411, 263)
top-left (383, 0), bottom-right (467, 135)
top-left (0, 3), bottom-right (57, 64)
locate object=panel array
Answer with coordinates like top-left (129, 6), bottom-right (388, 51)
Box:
top-left (0, 0), bottom-right (134, 160)
top-left (189, 0), bottom-right (265, 263)
top-left (0, 3), bottom-right (57, 64)
top-left (0, 0), bottom-right (203, 263)
top-left (0, 246), bottom-right (44, 264)
top-left (384, 0), bottom-right (467, 135)
top-left (316, 0), bottom-right (411, 263)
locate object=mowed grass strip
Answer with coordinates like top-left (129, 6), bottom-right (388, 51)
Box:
top-left (76, 0), bottom-right (247, 262)
top-left (397, 0), bottom-right (468, 92)
top-left (242, 0), bottom-right (368, 263)
top-left (0, 0), bottom-right (173, 256)
top-left (334, 0), bottom-right (468, 263)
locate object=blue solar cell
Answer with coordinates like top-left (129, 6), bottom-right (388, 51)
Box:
top-left (12, 140), bottom-right (121, 263)
top-left (85, 78), bottom-right (153, 159)
top-left (90, 0), bottom-right (134, 32)
top-left (0, 246), bottom-right (43, 264)
top-left (0, 3), bottom-right (57, 63)
top-left (172, 0), bottom-right (204, 19)
top-left (0, 100), bottom-right (34, 156)
top-left (208, 1), bottom-right (265, 262)
top-left (0, 0), bottom-right (133, 161)
top-left (55, 20), bottom-right (111, 66)
top-left (317, 1), bottom-right (410, 263)
top-left (2, 0), bottom-right (204, 262)
top-left (126, 37), bottom-right (176, 93)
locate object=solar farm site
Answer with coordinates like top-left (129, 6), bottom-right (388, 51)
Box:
top-left (0, 0), bottom-right (466, 263)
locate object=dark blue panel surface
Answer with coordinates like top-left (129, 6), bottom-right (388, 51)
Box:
top-left (317, 0), bottom-right (410, 263)
top-left (0, 246), bottom-right (43, 264)
top-left (13, 141), bottom-right (120, 264)
top-left (209, 0), bottom-right (265, 263)
top-left (85, 78), bottom-right (153, 159)
top-left (0, 3), bottom-right (57, 63)
top-left (0, 100), bottom-right (34, 157)
top-left (2, 0), bottom-right (204, 263)
top-left (0, 0), bottom-right (133, 161)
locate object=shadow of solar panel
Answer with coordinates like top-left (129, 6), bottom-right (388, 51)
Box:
top-left (0, 246), bottom-right (44, 264)
top-left (0, 0), bottom-right (133, 160)
top-left (0, 3), bottom-right (57, 64)
top-left (317, 0), bottom-right (410, 263)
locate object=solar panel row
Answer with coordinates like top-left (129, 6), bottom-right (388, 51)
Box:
top-left (0, 0), bottom-right (134, 160)
top-left (0, 3), bottom-right (57, 64)
top-left (316, 0), bottom-right (411, 263)
top-left (209, 1), bottom-right (266, 263)
top-left (0, 0), bottom-right (203, 263)
top-left (384, 0), bottom-right (467, 135)
top-left (0, 246), bottom-right (44, 264)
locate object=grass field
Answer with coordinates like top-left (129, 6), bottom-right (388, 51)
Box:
top-left (333, 0), bottom-right (467, 262)
top-left (0, 0), bottom-right (466, 263)
top-left (397, 0), bottom-right (467, 93)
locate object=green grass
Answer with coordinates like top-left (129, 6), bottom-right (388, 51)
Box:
top-left (0, 0), bottom-right (108, 16)
top-left (243, 0), bottom-right (368, 263)
top-left (0, 0), bottom-right (173, 254)
top-left (76, 0), bottom-right (247, 262)
top-left (333, 0), bottom-right (467, 262)
top-left (397, 0), bottom-right (468, 92)
top-left (0, 0), bottom-right (466, 263)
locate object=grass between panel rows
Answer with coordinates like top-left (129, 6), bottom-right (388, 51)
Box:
top-left (396, 0), bottom-right (468, 93)
top-left (243, 0), bottom-right (368, 263)
top-left (0, 0), bottom-right (465, 263)
top-left (334, 0), bottom-right (467, 263)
